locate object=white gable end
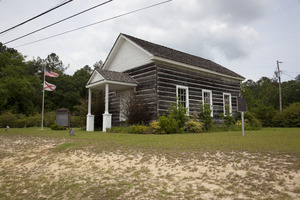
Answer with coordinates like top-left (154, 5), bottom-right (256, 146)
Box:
top-left (104, 38), bottom-right (153, 72)
top-left (86, 71), bottom-right (104, 86)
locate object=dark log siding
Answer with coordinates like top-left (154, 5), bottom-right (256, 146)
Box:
top-left (109, 61), bottom-right (241, 125)
top-left (156, 62), bottom-right (241, 117)
top-left (110, 63), bottom-right (158, 125)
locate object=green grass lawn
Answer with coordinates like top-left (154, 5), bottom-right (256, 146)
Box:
top-left (2, 127), bottom-right (300, 156)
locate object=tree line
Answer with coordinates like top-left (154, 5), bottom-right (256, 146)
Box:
top-left (242, 76), bottom-right (300, 127)
top-left (0, 43), bottom-right (92, 116)
top-left (0, 42), bottom-right (299, 128)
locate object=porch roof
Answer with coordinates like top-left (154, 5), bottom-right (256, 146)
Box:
top-left (86, 68), bottom-right (137, 91)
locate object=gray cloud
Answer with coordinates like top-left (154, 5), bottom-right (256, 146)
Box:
top-left (1, 0), bottom-right (299, 81)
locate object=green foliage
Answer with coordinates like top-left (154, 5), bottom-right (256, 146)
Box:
top-left (167, 103), bottom-right (188, 128)
top-left (219, 105), bottom-right (235, 128)
top-left (0, 111), bottom-right (29, 128)
top-left (43, 111), bottom-right (56, 127)
top-left (129, 125), bottom-right (149, 134)
top-left (272, 102), bottom-right (300, 127)
top-left (199, 103), bottom-right (213, 131)
top-left (0, 44), bottom-right (93, 119)
top-left (252, 104), bottom-right (276, 127)
top-left (185, 112), bottom-right (203, 133)
top-left (50, 123), bottom-right (67, 130)
top-left (108, 126), bottom-right (132, 133)
top-left (244, 112), bottom-right (262, 130)
top-left (0, 111), bottom-right (18, 128)
top-left (149, 121), bottom-right (160, 134)
top-left (152, 103), bottom-right (188, 134)
top-left (27, 114), bottom-right (42, 127)
top-left (157, 114), bottom-right (179, 134)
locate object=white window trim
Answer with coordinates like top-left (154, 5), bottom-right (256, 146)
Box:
top-left (202, 89), bottom-right (213, 117)
top-left (223, 93), bottom-right (232, 116)
top-left (176, 85), bottom-right (189, 114)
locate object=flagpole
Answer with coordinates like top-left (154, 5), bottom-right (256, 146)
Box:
top-left (41, 65), bottom-right (46, 130)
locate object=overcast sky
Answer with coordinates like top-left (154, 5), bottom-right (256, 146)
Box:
top-left (1, 0), bottom-right (299, 82)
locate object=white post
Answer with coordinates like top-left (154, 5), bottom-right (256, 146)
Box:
top-left (41, 65), bottom-right (46, 130)
top-left (103, 83), bottom-right (112, 132)
top-left (105, 83), bottom-right (109, 114)
top-left (86, 88), bottom-right (94, 131)
top-left (241, 112), bottom-right (245, 136)
top-left (88, 88), bottom-right (92, 115)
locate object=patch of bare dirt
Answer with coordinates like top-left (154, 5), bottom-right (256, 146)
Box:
top-left (0, 135), bottom-right (299, 199)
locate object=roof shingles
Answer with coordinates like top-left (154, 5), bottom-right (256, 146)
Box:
top-left (95, 68), bottom-right (137, 84)
top-left (122, 34), bottom-right (244, 79)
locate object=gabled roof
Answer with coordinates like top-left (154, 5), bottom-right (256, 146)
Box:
top-left (95, 68), bottom-right (137, 84)
top-left (86, 68), bottom-right (137, 90)
top-left (121, 33), bottom-right (244, 80)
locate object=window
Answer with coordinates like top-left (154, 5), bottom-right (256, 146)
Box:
top-left (223, 93), bottom-right (232, 116)
top-left (202, 89), bottom-right (213, 117)
top-left (176, 85), bottom-right (189, 112)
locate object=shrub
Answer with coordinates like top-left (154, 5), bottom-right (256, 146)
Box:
top-left (220, 105), bottom-right (235, 128)
top-left (0, 111), bottom-right (28, 128)
top-left (272, 102), bottom-right (300, 127)
top-left (157, 114), bottom-right (179, 134)
top-left (0, 111), bottom-right (18, 128)
top-left (121, 92), bottom-right (151, 125)
top-left (149, 121), bottom-right (160, 134)
top-left (50, 123), bottom-right (66, 130)
top-left (199, 103), bottom-right (213, 131)
top-left (252, 105), bottom-right (276, 127)
top-left (185, 112), bottom-right (203, 133)
top-left (70, 115), bottom-right (85, 128)
top-left (152, 102), bottom-right (188, 134)
top-left (235, 119), bottom-right (248, 127)
top-left (27, 114), bottom-right (42, 127)
top-left (167, 103), bottom-right (188, 128)
top-left (14, 114), bottom-right (28, 128)
top-left (129, 125), bottom-right (149, 134)
top-left (44, 111), bottom-right (55, 127)
top-left (244, 112), bottom-right (262, 129)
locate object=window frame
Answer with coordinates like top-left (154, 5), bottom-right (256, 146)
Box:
top-left (202, 89), bottom-right (213, 117)
top-left (223, 93), bottom-right (232, 116)
top-left (176, 85), bottom-right (189, 113)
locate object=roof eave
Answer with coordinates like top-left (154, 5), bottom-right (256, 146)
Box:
top-left (152, 56), bottom-right (245, 81)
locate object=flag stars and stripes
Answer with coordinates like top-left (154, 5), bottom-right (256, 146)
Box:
top-left (45, 69), bottom-right (59, 77)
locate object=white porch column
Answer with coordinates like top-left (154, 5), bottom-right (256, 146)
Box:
top-left (86, 88), bottom-right (94, 131)
top-left (103, 83), bottom-right (112, 132)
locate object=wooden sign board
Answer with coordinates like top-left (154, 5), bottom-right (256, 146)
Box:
top-left (237, 97), bottom-right (247, 112)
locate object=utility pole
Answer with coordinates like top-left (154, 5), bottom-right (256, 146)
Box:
top-left (276, 60), bottom-right (282, 113)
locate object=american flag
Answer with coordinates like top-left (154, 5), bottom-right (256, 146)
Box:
top-left (45, 69), bottom-right (59, 77)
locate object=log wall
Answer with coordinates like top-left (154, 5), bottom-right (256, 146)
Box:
top-left (156, 62), bottom-right (241, 118)
top-left (110, 63), bottom-right (157, 125)
top-left (110, 61), bottom-right (242, 125)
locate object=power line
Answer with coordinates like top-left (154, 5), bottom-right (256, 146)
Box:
top-left (14, 0), bottom-right (173, 48)
top-left (0, 0), bottom-right (73, 35)
top-left (282, 71), bottom-right (297, 80)
top-left (4, 0), bottom-right (113, 45)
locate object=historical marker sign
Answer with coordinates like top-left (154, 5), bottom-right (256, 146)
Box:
top-left (237, 97), bottom-right (247, 112)
top-left (56, 108), bottom-right (70, 127)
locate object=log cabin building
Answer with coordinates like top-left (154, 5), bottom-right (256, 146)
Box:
top-left (86, 33), bottom-right (245, 132)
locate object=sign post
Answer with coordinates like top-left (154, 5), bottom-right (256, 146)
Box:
top-left (237, 97), bottom-right (247, 136)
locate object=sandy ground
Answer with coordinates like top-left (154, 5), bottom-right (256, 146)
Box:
top-left (0, 135), bottom-right (299, 199)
